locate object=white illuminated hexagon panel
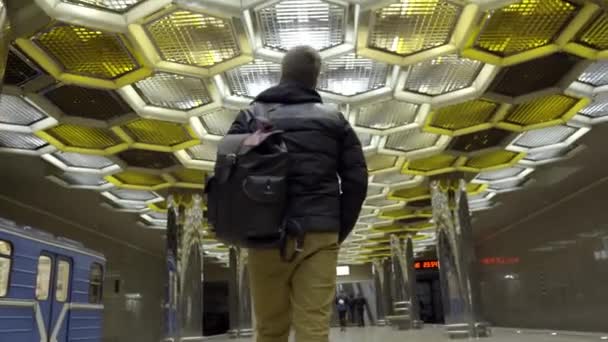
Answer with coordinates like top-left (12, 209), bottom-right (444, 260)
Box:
top-left (225, 59), bottom-right (282, 98)
top-left (256, 0), bottom-right (347, 52)
top-left (508, 124), bottom-right (589, 153)
top-left (318, 53), bottom-right (389, 97)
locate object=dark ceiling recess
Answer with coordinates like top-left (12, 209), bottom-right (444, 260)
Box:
top-left (117, 149), bottom-right (178, 169)
top-left (43, 85), bottom-right (133, 121)
top-left (396, 217), bottom-right (430, 226)
top-left (488, 53), bottom-right (582, 97)
top-left (4, 48), bottom-right (41, 86)
top-left (449, 128), bottom-right (512, 153)
top-left (406, 198), bottom-right (432, 208)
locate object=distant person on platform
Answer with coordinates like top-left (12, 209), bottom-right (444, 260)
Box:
top-left (228, 46), bottom-right (368, 342)
top-left (336, 292), bottom-right (350, 332)
top-left (354, 293), bottom-right (368, 327)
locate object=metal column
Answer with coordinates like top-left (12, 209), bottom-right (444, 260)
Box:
top-left (228, 247), bottom-right (253, 338)
top-left (371, 260), bottom-right (387, 326)
top-left (430, 177), bottom-right (490, 339)
top-left (404, 236), bottom-right (423, 329)
top-left (386, 235), bottom-right (423, 330)
top-left (164, 193), bottom-right (206, 342)
top-left (0, 0), bottom-right (11, 88)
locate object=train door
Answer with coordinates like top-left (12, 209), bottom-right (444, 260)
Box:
top-left (35, 253), bottom-right (73, 342)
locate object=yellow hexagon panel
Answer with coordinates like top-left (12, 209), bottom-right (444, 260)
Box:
top-left (379, 208), bottom-right (432, 220)
top-left (171, 168), bottom-right (206, 189)
top-left (389, 185), bottom-right (430, 202)
top-left (461, 150), bottom-right (525, 173)
top-left (116, 118), bottom-right (199, 152)
top-left (464, 0), bottom-right (579, 66)
top-left (37, 124), bottom-right (128, 155)
top-left (497, 94), bottom-right (590, 132)
top-left (147, 10), bottom-right (240, 68)
top-left (367, 154), bottom-right (399, 173)
top-left (566, 9), bottom-right (608, 59)
top-left (17, 22), bottom-right (150, 89)
top-left (425, 99), bottom-right (501, 136)
top-left (106, 170), bottom-right (170, 191)
top-left (402, 154), bottom-right (460, 176)
top-left (369, 0), bottom-right (461, 56)
top-left (62, 0), bottom-right (146, 13)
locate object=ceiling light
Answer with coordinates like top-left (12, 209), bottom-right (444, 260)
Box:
top-left (60, 0), bottom-right (144, 13)
top-left (146, 10), bottom-right (241, 68)
top-left (369, 0), bottom-right (461, 56)
top-left (354, 100), bottom-right (420, 131)
top-left (0, 131), bottom-right (49, 150)
top-left (225, 59), bottom-right (281, 98)
top-left (256, 0), bottom-right (346, 52)
top-left (428, 99), bottom-right (498, 133)
top-left (133, 72), bottom-right (212, 111)
top-left (575, 11), bottom-right (608, 51)
top-left (107, 188), bottom-right (160, 202)
top-left (403, 54), bottom-right (483, 96)
top-left (577, 60), bottom-right (608, 87)
top-left (45, 124), bottom-right (124, 149)
top-left (318, 53), bottom-right (389, 96)
top-left (366, 154), bottom-right (398, 172)
top-left (0, 94), bottom-right (47, 126)
top-left (33, 23), bottom-right (138, 79)
top-left (57, 172), bottom-right (110, 187)
top-left (121, 118), bottom-right (196, 148)
top-left (196, 108), bottom-right (240, 136)
top-left (51, 151), bottom-right (116, 169)
top-left (473, 0), bottom-right (577, 57)
top-left (502, 94), bottom-right (579, 127)
top-left (475, 167), bottom-right (529, 182)
top-left (510, 124), bottom-right (585, 150)
top-left (385, 129), bottom-right (441, 153)
top-left (187, 141), bottom-right (218, 162)
top-left (579, 94), bottom-right (608, 119)
top-left (371, 172), bottom-right (415, 186)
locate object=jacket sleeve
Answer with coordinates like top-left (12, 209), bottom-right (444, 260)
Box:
top-left (227, 109), bottom-right (252, 134)
top-left (337, 116), bottom-right (368, 243)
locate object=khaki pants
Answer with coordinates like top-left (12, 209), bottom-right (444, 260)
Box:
top-left (248, 233), bottom-right (339, 342)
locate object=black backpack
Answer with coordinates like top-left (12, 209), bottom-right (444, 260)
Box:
top-left (206, 104), bottom-right (303, 259)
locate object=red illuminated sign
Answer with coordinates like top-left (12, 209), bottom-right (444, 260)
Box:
top-left (414, 260), bottom-right (439, 269)
top-left (479, 257), bottom-right (520, 265)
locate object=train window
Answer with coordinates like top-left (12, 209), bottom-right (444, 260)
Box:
top-left (89, 263), bottom-right (103, 303)
top-left (55, 260), bottom-right (71, 302)
top-left (36, 256), bottom-right (52, 300)
top-left (0, 240), bottom-right (11, 297)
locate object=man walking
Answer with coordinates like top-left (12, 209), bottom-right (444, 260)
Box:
top-left (336, 292), bottom-right (350, 332)
top-left (228, 46), bottom-right (368, 342)
top-left (354, 294), bottom-right (368, 327)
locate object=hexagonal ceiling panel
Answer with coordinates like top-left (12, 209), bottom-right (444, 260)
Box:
top-left (3, 0), bottom-right (608, 264)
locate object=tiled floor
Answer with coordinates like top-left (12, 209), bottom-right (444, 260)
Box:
top-left (218, 326), bottom-right (607, 341)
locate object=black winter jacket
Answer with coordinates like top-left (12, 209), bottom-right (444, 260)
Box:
top-left (227, 82), bottom-right (368, 242)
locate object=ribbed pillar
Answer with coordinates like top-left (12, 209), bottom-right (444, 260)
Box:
top-left (0, 0), bottom-right (11, 88)
top-left (430, 176), bottom-right (490, 338)
top-left (371, 260), bottom-right (387, 326)
top-left (404, 236), bottom-right (423, 329)
top-left (163, 193), bottom-right (206, 341)
top-left (387, 235), bottom-right (422, 330)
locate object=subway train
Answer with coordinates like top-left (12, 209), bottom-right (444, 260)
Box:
top-left (0, 217), bottom-right (105, 342)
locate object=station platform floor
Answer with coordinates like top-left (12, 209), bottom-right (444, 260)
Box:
top-left (220, 326), bottom-right (607, 341)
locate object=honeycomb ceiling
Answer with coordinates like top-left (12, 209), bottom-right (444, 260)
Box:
top-left (1, 0), bottom-right (607, 265)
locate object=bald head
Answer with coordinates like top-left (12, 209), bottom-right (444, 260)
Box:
top-left (281, 46), bottom-right (322, 89)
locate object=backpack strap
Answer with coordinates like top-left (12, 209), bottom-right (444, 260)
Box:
top-left (249, 102), bottom-right (281, 131)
